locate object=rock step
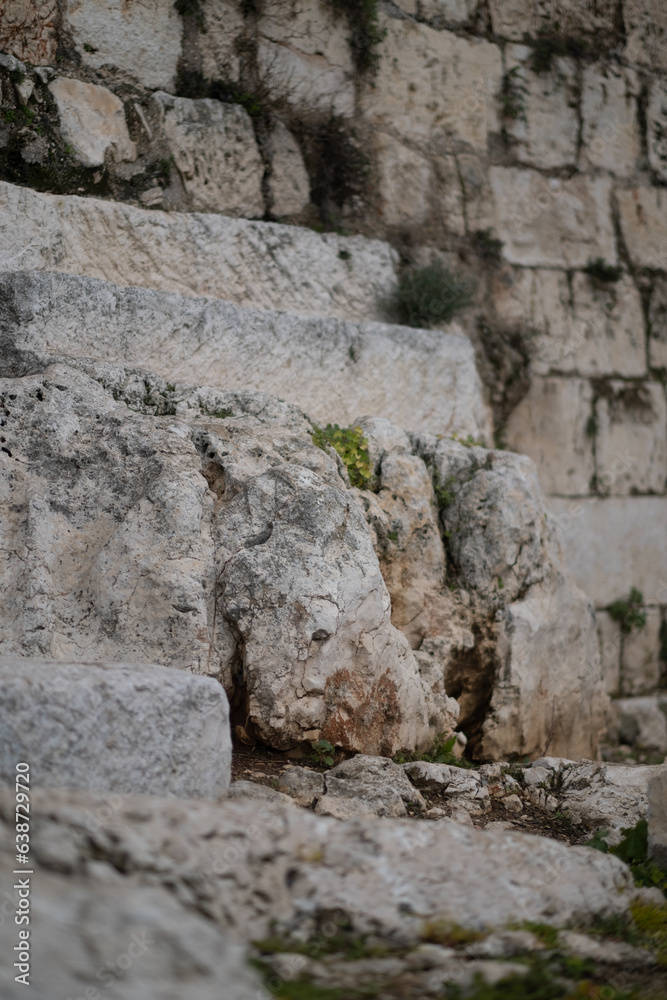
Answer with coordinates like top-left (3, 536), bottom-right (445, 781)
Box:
top-left (0, 269), bottom-right (493, 441)
top-left (0, 179), bottom-right (397, 322)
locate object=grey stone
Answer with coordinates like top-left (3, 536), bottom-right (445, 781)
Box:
top-left (324, 755), bottom-right (427, 817)
top-left (0, 658), bottom-right (232, 798)
top-left (277, 766), bottom-right (325, 807)
top-left (648, 768), bottom-right (667, 867)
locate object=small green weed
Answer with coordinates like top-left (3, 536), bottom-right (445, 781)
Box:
top-left (432, 469), bottom-right (457, 510)
top-left (22, 107), bottom-right (35, 123)
top-left (331, 0), bottom-right (386, 74)
top-left (311, 423), bottom-right (375, 490)
top-left (587, 818), bottom-right (667, 896)
top-left (311, 739), bottom-right (335, 767)
top-left (392, 261), bottom-right (473, 329)
top-left (3, 109), bottom-right (16, 123)
top-left (583, 257), bottom-right (623, 284)
top-left (422, 920), bottom-right (484, 948)
top-left (517, 922), bottom-right (559, 949)
top-left (396, 733), bottom-right (475, 770)
top-left (500, 66), bottom-right (527, 121)
top-left (608, 587), bottom-right (647, 635)
top-left (452, 432), bottom-right (485, 448)
top-left (210, 408), bottom-right (233, 419)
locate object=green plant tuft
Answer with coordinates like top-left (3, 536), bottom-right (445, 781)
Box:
top-left (311, 423), bottom-right (375, 490)
top-left (311, 739), bottom-right (335, 767)
top-left (396, 732), bottom-right (474, 770)
top-left (608, 587), bottom-right (647, 635)
top-left (391, 261), bottom-right (473, 329)
top-left (331, 0), bottom-right (386, 74)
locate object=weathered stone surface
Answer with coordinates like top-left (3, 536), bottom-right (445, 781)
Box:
top-left (375, 132), bottom-right (433, 228)
top-left (595, 382), bottom-right (667, 496)
top-left (0, 180), bottom-right (398, 321)
top-left (617, 187), bottom-right (667, 272)
top-left (490, 0), bottom-right (619, 40)
top-left (0, 859), bottom-right (262, 1000)
top-left (492, 269), bottom-right (646, 378)
top-left (48, 77), bottom-right (137, 168)
top-left (265, 119), bottom-right (310, 217)
top-left (0, 270), bottom-right (492, 441)
top-left (596, 610), bottom-right (621, 696)
top-left (322, 755), bottom-right (426, 817)
top-left (649, 277), bottom-right (667, 369)
top-left (416, 437), bottom-right (606, 761)
top-left (648, 77), bottom-right (667, 182)
top-left (505, 378), bottom-right (595, 496)
top-left (151, 93), bottom-right (264, 217)
top-left (276, 766), bottom-right (325, 807)
top-left (403, 761), bottom-right (491, 816)
top-left (0, 0), bottom-right (57, 65)
top-left (198, 0), bottom-right (245, 83)
top-left (504, 48), bottom-right (578, 169)
top-left (487, 0), bottom-right (533, 38)
top-left (549, 496), bottom-right (667, 608)
top-left (457, 152), bottom-right (495, 233)
top-left (623, 0), bottom-right (667, 73)
top-left (0, 657), bottom-right (232, 797)
top-left (580, 64), bottom-right (641, 176)
top-left (648, 767), bottom-right (667, 865)
top-left (363, 19), bottom-right (502, 150)
top-left (490, 169), bottom-right (616, 268)
top-left (64, 0), bottom-right (182, 91)
top-left (609, 695), bottom-right (667, 751)
top-left (2, 787), bottom-right (635, 940)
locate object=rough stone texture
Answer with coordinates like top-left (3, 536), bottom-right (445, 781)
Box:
top-left (276, 766), bottom-right (324, 807)
top-left (375, 132), bottom-right (433, 228)
top-left (609, 695), bottom-right (667, 751)
top-left (617, 187), bottom-right (667, 272)
top-left (64, 0), bottom-right (182, 91)
top-left (505, 378), bottom-right (595, 496)
top-left (48, 76), bottom-right (137, 169)
top-left (416, 437), bottom-right (606, 761)
top-left (403, 761), bottom-right (491, 817)
top-left (649, 277), bottom-right (667, 369)
top-left (648, 77), bottom-right (667, 182)
top-left (265, 119), bottom-right (311, 217)
top-left (152, 93), bottom-right (265, 217)
top-left (0, 658), bottom-right (232, 797)
top-left (322, 755), bottom-right (426, 817)
top-left (549, 496), bottom-right (667, 608)
top-left (198, 0), bottom-right (245, 83)
top-left (504, 48), bottom-right (579, 169)
top-left (0, 181), bottom-right (399, 321)
top-left (595, 382), bottom-right (667, 496)
top-left (0, 0), bottom-right (57, 65)
top-left (0, 270), bottom-right (493, 442)
top-left (623, 0), bottom-right (667, 73)
top-left (596, 610), bottom-right (622, 696)
top-left (0, 787), bottom-right (635, 940)
top-left (363, 20), bottom-right (502, 150)
top-left (490, 168), bottom-right (616, 268)
top-left (580, 65), bottom-right (641, 176)
top-left (0, 357), bottom-right (459, 755)
top-left (648, 767), bottom-right (667, 866)
top-left (0, 860), bottom-right (262, 1000)
top-left (492, 269), bottom-right (646, 378)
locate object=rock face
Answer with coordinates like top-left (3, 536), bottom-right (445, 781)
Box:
top-left (0, 358), bottom-right (457, 755)
top-left (48, 77), bottom-right (137, 168)
top-left (0, 269), bottom-right (493, 442)
top-left (0, 658), bottom-right (232, 797)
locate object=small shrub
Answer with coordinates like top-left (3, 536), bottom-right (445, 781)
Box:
top-left (396, 733), bottom-right (475, 770)
top-left (392, 261), bottom-right (473, 329)
top-left (3, 109), bottom-right (16, 123)
top-left (311, 739), bottom-right (335, 767)
top-left (586, 818), bottom-right (667, 895)
top-left (609, 587), bottom-right (647, 635)
top-left (311, 423), bottom-right (375, 490)
top-left (583, 257), bottom-right (623, 284)
top-left (432, 469), bottom-right (457, 510)
top-left (331, 0), bottom-right (386, 74)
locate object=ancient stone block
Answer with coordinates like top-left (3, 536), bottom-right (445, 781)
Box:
top-left (617, 186), bottom-right (667, 272)
top-left (623, 0), bottom-right (667, 73)
top-left (490, 168), bottom-right (616, 268)
top-left (580, 64), bottom-right (641, 176)
top-left (152, 93), bottom-right (264, 217)
top-left (649, 277), bottom-right (667, 369)
top-left (265, 120), bottom-right (310, 217)
top-left (595, 382), bottom-right (667, 496)
top-left (48, 77), bottom-right (136, 168)
top-left (199, 0), bottom-right (246, 83)
top-left (0, 658), bottom-right (232, 797)
top-left (504, 47), bottom-right (578, 168)
top-left (505, 378), bottom-right (595, 495)
top-left (548, 496), bottom-right (667, 608)
top-left (0, 0), bottom-right (57, 65)
top-left (363, 19), bottom-right (502, 150)
top-left (64, 0), bottom-right (182, 91)
top-left (597, 609), bottom-right (622, 696)
top-left (457, 153), bottom-right (496, 233)
top-left (609, 696), bottom-right (667, 751)
top-left (375, 132), bottom-right (433, 228)
top-left (621, 608), bottom-right (665, 696)
top-left (648, 77), bottom-right (667, 182)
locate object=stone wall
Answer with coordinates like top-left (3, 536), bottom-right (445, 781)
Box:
top-left (0, 0), bottom-right (666, 701)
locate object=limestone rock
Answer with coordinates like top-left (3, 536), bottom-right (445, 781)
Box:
top-left (0, 270), bottom-right (493, 441)
top-left (490, 168), bottom-right (616, 268)
top-left (403, 761), bottom-right (491, 816)
top-left (595, 383), bottom-right (667, 496)
top-left (152, 93), bottom-right (265, 217)
top-left (623, 0), bottom-right (667, 73)
top-left (503, 48), bottom-right (579, 169)
top-left (0, 0), bottom-right (57, 65)
top-left (649, 277), bottom-right (667, 369)
top-left (648, 767), bottom-right (667, 866)
top-left (0, 180), bottom-right (398, 321)
top-left (608, 696), bottom-right (667, 752)
top-left (228, 781), bottom-right (297, 807)
top-left (265, 119), bottom-right (310, 217)
top-left (198, 0), bottom-right (245, 83)
top-left (48, 77), bottom-right (137, 169)
top-left (5, 786), bottom-right (635, 941)
top-left (64, 0), bottom-right (182, 91)
top-left (323, 755), bottom-right (426, 817)
top-left (375, 132), bottom-right (433, 228)
top-left (621, 610), bottom-right (665, 696)
top-left (648, 78), bottom-right (667, 182)
top-left (0, 658), bottom-right (232, 797)
top-left (0, 862), bottom-right (262, 1000)
top-left (580, 65), bottom-right (641, 177)
top-left (276, 766), bottom-right (325, 807)
top-left (617, 187), bottom-right (667, 272)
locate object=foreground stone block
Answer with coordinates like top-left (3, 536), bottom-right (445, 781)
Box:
top-left (0, 180), bottom-right (398, 321)
top-left (0, 658), bottom-right (232, 797)
top-left (490, 168), bottom-right (616, 268)
top-left (0, 0), bottom-right (57, 65)
top-left (549, 496), bottom-right (667, 608)
top-left (64, 0), bottom-right (182, 91)
top-left (48, 77), bottom-right (137, 168)
top-left (0, 269), bottom-right (493, 441)
top-left (152, 93), bottom-right (264, 217)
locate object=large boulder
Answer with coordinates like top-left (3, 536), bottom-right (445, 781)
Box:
top-left (0, 658), bottom-right (232, 797)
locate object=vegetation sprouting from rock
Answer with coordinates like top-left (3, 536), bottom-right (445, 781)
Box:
top-left (609, 587), bottom-right (647, 635)
top-left (391, 261), bottom-right (473, 329)
top-left (311, 422), bottom-right (375, 490)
